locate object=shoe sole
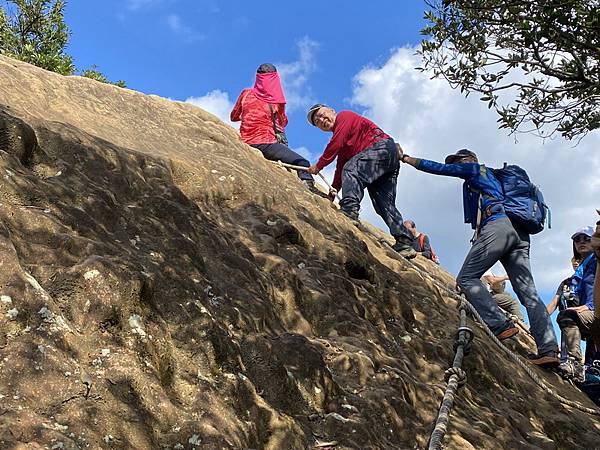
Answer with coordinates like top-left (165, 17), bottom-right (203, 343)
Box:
top-left (497, 327), bottom-right (519, 341)
top-left (529, 356), bottom-right (560, 367)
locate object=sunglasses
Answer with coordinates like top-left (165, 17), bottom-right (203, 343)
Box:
top-left (574, 235), bottom-right (591, 243)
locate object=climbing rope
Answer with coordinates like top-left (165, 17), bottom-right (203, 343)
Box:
top-left (428, 302), bottom-right (473, 450)
top-left (271, 160), bottom-right (342, 202)
top-left (395, 252), bottom-right (600, 417)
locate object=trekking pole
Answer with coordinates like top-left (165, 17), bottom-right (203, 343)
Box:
top-left (273, 161), bottom-right (341, 202)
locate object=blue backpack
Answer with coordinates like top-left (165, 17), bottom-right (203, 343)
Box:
top-left (490, 164), bottom-right (550, 234)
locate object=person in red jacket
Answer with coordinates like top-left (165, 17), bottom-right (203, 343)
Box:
top-left (231, 63), bottom-right (320, 194)
top-left (306, 104), bottom-right (415, 258)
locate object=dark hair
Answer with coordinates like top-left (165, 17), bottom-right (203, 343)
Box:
top-left (257, 63), bottom-right (277, 74)
top-left (406, 220), bottom-right (416, 228)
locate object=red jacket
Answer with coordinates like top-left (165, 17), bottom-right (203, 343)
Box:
top-left (230, 89), bottom-right (288, 145)
top-left (316, 110), bottom-right (389, 189)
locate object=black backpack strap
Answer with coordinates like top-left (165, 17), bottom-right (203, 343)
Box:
top-left (268, 104), bottom-right (288, 145)
top-left (471, 195), bottom-right (483, 244)
top-left (268, 104), bottom-right (277, 131)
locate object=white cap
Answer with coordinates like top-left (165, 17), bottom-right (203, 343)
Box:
top-left (571, 226), bottom-right (595, 240)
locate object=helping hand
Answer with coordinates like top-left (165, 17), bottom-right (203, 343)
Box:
top-left (567, 305), bottom-right (590, 313)
top-left (307, 164), bottom-right (320, 175)
top-left (396, 143), bottom-right (404, 160)
top-left (327, 188), bottom-right (337, 202)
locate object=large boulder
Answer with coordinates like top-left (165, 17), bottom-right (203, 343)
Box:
top-left (0, 55), bottom-right (597, 449)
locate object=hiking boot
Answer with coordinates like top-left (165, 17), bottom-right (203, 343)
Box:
top-left (392, 236), bottom-right (417, 260)
top-left (302, 180), bottom-right (328, 198)
top-left (559, 357), bottom-right (585, 383)
top-left (588, 360), bottom-right (600, 377)
top-left (340, 208), bottom-right (360, 222)
top-left (496, 325), bottom-right (519, 341)
top-left (528, 352), bottom-right (560, 368)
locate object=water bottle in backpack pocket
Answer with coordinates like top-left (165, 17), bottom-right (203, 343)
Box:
top-left (490, 164), bottom-right (550, 234)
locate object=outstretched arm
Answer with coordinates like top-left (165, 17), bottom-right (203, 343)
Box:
top-left (547, 294), bottom-right (559, 315)
top-left (398, 145), bottom-right (479, 179)
top-left (397, 145), bottom-right (420, 168)
top-left (401, 154), bottom-right (421, 168)
top-left (482, 274), bottom-right (509, 285)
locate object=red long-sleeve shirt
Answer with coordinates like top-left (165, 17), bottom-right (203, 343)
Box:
top-left (230, 89), bottom-right (288, 145)
top-left (316, 111), bottom-right (390, 190)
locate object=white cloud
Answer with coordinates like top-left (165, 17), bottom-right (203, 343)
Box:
top-left (350, 46), bottom-right (600, 294)
top-left (166, 13), bottom-right (184, 30)
top-left (165, 14), bottom-right (204, 42)
top-left (185, 90), bottom-right (238, 129)
top-left (127, 0), bottom-right (163, 11)
top-left (277, 37), bottom-right (319, 112)
top-left (292, 146), bottom-right (313, 160)
top-left (183, 37), bottom-right (320, 135)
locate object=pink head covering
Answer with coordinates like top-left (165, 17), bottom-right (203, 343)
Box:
top-left (253, 72), bottom-right (286, 104)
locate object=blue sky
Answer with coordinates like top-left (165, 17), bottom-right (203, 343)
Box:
top-left (61, 1), bottom-right (599, 322)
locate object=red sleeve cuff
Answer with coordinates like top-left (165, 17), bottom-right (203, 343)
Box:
top-left (316, 158), bottom-right (329, 171)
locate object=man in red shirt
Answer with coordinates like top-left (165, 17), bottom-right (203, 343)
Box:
top-left (306, 104), bottom-right (415, 258)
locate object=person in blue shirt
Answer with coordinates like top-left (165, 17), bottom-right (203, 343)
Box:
top-left (400, 148), bottom-right (559, 367)
top-left (557, 227), bottom-right (597, 381)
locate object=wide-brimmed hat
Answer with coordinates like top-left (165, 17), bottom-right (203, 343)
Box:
top-left (307, 103), bottom-right (327, 126)
top-left (571, 226), bottom-right (595, 240)
top-left (445, 149), bottom-right (478, 164)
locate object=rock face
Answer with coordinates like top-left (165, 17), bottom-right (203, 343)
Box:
top-left (0, 55), bottom-right (598, 450)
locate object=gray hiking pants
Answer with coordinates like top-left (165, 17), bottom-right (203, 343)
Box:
top-left (557, 308), bottom-right (595, 361)
top-left (492, 293), bottom-right (524, 322)
top-left (252, 143), bottom-right (314, 181)
top-left (339, 139), bottom-right (412, 240)
top-left (457, 218), bottom-right (558, 355)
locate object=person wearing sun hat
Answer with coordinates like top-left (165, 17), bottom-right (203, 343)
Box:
top-left (399, 147), bottom-right (560, 367)
top-left (305, 104), bottom-right (416, 259)
top-left (556, 225), bottom-right (598, 381)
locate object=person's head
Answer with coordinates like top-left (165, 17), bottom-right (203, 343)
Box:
top-left (571, 226), bottom-right (594, 260)
top-left (257, 63), bottom-right (277, 74)
top-left (404, 220), bottom-right (418, 236)
top-left (444, 149), bottom-right (478, 165)
top-left (307, 104), bottom-right (336, 131)
top-left (571, 257), bottom-right (581, 271)
top-left (253, 63), bottom-right (286, 104)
